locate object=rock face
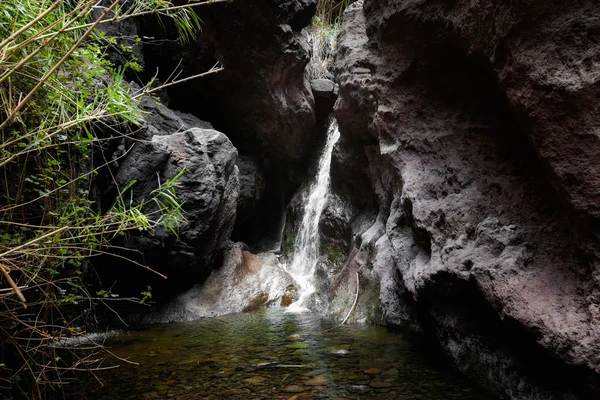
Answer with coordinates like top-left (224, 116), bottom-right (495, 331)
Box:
top-left (105, 97), bottom-right (239, 292)
top-left (144, 244), bottom-right (296, 323)
top-left (311, 78), bottom-right (338, 127)
top-left (310, 79), bottom-right (336, 100)
top-left (142, 0), bottom-right (318, 166)
top-left (236, 155), bottom-right (266, 224)
top-left (330, 0), bottom-right (600, 398)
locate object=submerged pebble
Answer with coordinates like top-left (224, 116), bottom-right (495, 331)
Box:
top-left (304, 376), bottom-right (329, 386)
top-left (243, 376), bottom-right (266, 384)
top-left (349, 384), bottom-right (370, 394)
top-left (67, 310), bottom-right (493, 400)
top-left (283, 385), bottom-right (308, 393)
top-left (363, 368), bottom-right (381, 375)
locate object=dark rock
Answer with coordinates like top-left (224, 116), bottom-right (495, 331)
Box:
top-left (142, 0), bottom-right (318, 165)
top-left (139, 95), bottom-right (213, 138)
top-left (143, 245), bottom-right (295, 323)
top-left (311, 79), bottom-right (336, 101)
top-left (311, 79), bottom-right (338, 123)
top-left (331, 0), bottom-right (600, 398)
top-left (236, 156), bottom-right (266, 223)
top-left (107, 98), bottom-right (238, 290)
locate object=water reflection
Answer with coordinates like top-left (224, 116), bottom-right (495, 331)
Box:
top-left (69, 310), bottom-right (493, 400)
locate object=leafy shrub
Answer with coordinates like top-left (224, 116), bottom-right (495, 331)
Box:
top-left (316, 0), bottom-right (350, 26)
top-left (0, 0), bottom-right (221, 397)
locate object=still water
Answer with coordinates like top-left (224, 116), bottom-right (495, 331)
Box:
top-left (71, 310), bottom-right (493, 400)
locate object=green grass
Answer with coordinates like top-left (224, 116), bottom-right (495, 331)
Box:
top-left (306, 0), bottom-right (349, 79)
top-left (315, 0), bottom-right (349, 26)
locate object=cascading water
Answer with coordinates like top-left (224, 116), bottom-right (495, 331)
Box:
top-left (286, 119), bottom-right (340, 311)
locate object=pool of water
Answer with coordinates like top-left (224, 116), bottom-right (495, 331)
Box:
top-left (70, 310), bottom-right (493, 399)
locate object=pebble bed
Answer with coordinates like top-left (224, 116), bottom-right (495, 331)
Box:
top-left (70, 310), bottom-right (495, 400)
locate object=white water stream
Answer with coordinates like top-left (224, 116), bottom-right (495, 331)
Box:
top-left (286, 120), bottom-right (340, 312)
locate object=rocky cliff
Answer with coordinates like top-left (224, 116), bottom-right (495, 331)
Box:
top-left (329, 0), bottom-right (600, 398)
top-left (96, 0), bottom-right (320, 297)
top-left (95, 0), bottom-right (600, 397)
top-left (141, 0), bottom-right (317, 167)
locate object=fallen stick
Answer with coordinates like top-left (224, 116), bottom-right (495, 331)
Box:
top-left (0, 263), bottom-right (27, 307)
top-left (318, 271), bottom-right (360, 335)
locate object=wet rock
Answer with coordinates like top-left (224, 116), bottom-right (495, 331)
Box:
top-left (144, 245), bottom-right (295, 323)
top-left (244, 376), bottom-right (266, 385)
top-left (332, 0), bottom-right (600, 398)
top-left (369, 381), bottom-right (392, 389)
top-left (330, 349), bottom-right (350, 356)
top-left (287, 342), bottom-right (309, 350)
top-left (213, 370), bottom-right (234, 378)
top-left (242, 292), bottom-right (270, 313)
top-left (363, 368), bottom-right (381, 375)
top-left (304, 376), bottom-right (329, 385)
top-left (348, 384), bottom-right (369, 394)
top-left (283, 385), bottom-right (308, 393)
top-left (287, 394), bottom-right (313, 400)
top-left (281, 285), bottom-right (298, 307)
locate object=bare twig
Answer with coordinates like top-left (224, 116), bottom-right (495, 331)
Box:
top-left (0, 226), bottom-right (69, 259)
top-left (0, 1), bottom-right (95, 84)
top-left (0, 143), bottom-right (134, 212)
top-left (135, 64), bottom-right (224, 98)
top-left (318, 271), bottom-right (359, 334)
top-left (0, 262), bottom-right (27, 306)
top-left (0, 1), bottom-right (61, 51)
top-left (0, 0), bottom-right (121, 129)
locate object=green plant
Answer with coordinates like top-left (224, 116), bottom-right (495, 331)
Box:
top-left (315, 0), bottom-right (349, 26)
top-left (306, 0), bottom-right (348, 79)
top-left (0, 0), bottom-right (225, 397)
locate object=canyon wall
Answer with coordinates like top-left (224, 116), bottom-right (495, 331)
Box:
top-left (330, 1), bottom-right (600, 398)
top-left (102, 1), bottom-right (600, 398)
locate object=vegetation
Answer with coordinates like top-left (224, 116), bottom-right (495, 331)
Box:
top-left (315, 0), bottom-right (349, 26)
top-left (0, 0), bottom-right (223, 398)
top-left (306, 0), bottom-right (349, 79)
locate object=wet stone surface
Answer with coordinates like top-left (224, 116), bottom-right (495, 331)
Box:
top-left (68, 310), bottom-right (494, 399)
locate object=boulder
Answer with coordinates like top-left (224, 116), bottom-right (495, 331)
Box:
top-left (311, 78), bottom-right (338, 123)
top-left (310, 79), bottom-right (336, 101)
top-left (105, 98), bottom-right (239, 292)
top-left (143, 244), bottom-right (296, 323)
top-left (330, 1), bottom-right (600, 398)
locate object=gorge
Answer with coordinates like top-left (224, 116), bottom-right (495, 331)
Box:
top-left (1, 0), bottom-right (600, 399)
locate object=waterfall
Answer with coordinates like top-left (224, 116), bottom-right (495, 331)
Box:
top-left (286, 119), bottom-right (340, 311)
